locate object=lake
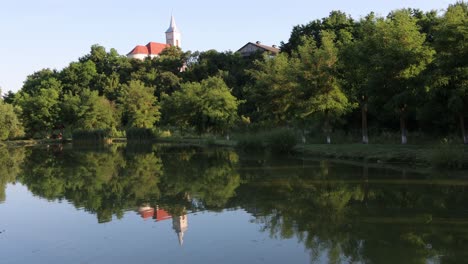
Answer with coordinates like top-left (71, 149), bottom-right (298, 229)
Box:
top-left (1, 144), bottom-right (467, 263)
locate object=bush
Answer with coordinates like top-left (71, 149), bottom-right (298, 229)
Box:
top-left (236, 128), bottom-right (298, 154)
top-left (126, 127), bottom-right (158, 143)
top-left (72, 129), bottom-right (111, 144)
top-left (429, 142), bottom-right (467, 169)
top-left (265, 128), bottom-right (298, 154)
top-left (236, 133), bottom-right (266, 152)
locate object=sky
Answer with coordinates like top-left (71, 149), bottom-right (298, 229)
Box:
top-left (0, 0), bottom-right (457, 93)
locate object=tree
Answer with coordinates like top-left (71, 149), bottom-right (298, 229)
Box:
top-left (281, 10), bottom-right (356, 54)
top-left (21, 68), bottom-right (58, 96)
top-left (340, 14), bottom-right (378, 144)
top-left (15, 78), bottom-right (62, 137)
top-left (366, 10), bottom-right (434, 144)
top-left (60, 60), bottom-right (98, 94)
top-left (247, 53), bottom-right (297, 125)
top-left (61, 89), bottom-right (116, 131)
top-left (162, 76), bottom-right (240, 134)
top-left (2, 90), bottom-right (16, 105)
top-left (431, 2), bottom-right (468, 143)
top-left (120, 80), bottom-right (160, 128)
top-left (294, 32), bottom-right (352, 144)
top-left (0, 94), bottom-right (24, 140)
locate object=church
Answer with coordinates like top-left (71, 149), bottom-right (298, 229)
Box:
top-left (127, 15), bottom-right (181, 60)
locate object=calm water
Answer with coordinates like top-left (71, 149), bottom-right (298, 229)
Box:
top-left (1, 144), bottom-right (468, 264)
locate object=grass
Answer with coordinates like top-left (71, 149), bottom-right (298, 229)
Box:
top-left (297, 143), bottom-right (468, 168)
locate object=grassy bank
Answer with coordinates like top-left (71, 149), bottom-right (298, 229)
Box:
top-left (297, 143), bottom-right (468, 168)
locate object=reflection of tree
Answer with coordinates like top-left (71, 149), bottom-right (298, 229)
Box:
top-left (19, 145), bottom-right (163, 223)
top-left (233, 158), bottom-right (468, 263)
top-left (159, 146), bottom-right (240, 210)
top-left (12, 144), bottom-right (468, 262)
top-left (0, 147), bottom-right (26, 202)
top-left (17, 144), bottom-right (241, 222)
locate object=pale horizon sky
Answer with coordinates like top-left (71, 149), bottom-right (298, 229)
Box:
top-left (0, 0), bottom-right (457, 93)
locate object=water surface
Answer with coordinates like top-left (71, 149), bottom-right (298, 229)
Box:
top-left (1, 144), bottom-right (467, 263)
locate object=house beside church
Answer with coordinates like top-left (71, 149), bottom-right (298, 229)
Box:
top-left (127, 15), bottom-right (181, 60)
top-left (237, 41), bottom-right (280, 57)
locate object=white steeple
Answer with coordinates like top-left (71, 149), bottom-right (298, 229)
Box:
top-left (172, 214), bottom-right (188, 246)
top-left (165, 15), bottom-right (181, 47)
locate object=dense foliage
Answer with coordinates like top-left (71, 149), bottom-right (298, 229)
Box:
top-left (2, 2), bottom-right (467, 144)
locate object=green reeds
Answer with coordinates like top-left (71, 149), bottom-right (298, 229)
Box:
top-left (236, 128), bottom-right (298, 154)
top-left (72, 129), bottom-right (112, 144)
top-left (126, 128), bottom-right (158, 143)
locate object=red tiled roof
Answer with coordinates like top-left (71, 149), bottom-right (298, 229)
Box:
top-left (128, 45), bottom-right (149, 55)
top-left (128, 42), bottom-right (169, 56)
top-left (146, 42), bottom-right (169, 55)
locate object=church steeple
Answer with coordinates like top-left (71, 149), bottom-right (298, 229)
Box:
top-left (165, 15), bottom-right (181, 47)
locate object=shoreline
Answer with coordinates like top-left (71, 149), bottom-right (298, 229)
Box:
top-left (2, 138), bottom-right (467, 170)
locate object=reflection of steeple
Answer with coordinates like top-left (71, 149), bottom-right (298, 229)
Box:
top-left (172, 215), bottom-right (188, 246)
top-left (138, 204), bottom-right (189, 246)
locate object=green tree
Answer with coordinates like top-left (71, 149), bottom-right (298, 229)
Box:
top-left (61, 89), bottom-right (116, 131)
top-left (281, 10), bottom-right (356, 54)
top-left (294, 32), bottom-right (352, 144)
top-left (162, 76), bottom-right (240, 134)
top-left (120, 80), bottom-right (160, 128)
top-left (2, 90), bottom-right (16, 105)
top-left (15, 78), bottom-right (62, 137)
top-left (431, 2), bottom-right (468, 143)
top-left (340, 14), bottom-right (378, 144)
top-left (0, 93), bottom-right (24, 140)
top-left (366, 10), bottom-right (434, 144)
top-left (247, 53), bottom-right (297, 125)
top-left (60, 60), bottom-right (98, 94)
top-left (21, 68), bottom-right (58, 96)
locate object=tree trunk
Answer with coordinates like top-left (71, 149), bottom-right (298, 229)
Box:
top-left (361, 99), bottom-right (369, 144)
top-left (400, 107), bottom-right (407, 145)
top-left (325, 110), bottom-right (331, 144)
top-left (460, 114), bottom-right (468, 144)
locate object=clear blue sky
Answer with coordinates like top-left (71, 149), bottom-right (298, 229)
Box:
top-left (0, 0), bottom-right (457, 93)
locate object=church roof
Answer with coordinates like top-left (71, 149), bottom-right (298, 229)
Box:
top-left (127, 42), bottom-right (169, 56)
top-left (146, 42), bottom-right (169, 54)
top-left (128, 45), bottom-right (149, 55)
top-left (166, 15), bottom-right (179, 33)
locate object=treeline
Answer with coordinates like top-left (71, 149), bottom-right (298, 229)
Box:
top-left (0, 2), bottom-right (467, 144)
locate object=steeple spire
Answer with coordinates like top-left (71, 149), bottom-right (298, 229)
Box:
top-left (165, 14), bottom-right (181, 47)
top-left (166, 15), bottom-right (179, 33)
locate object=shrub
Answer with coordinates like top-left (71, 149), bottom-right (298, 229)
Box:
top-left (236, 133), bottom-right (266, 152)
top-left (72, 129), bottom-right (111, 144)
top-left (429, 143), bottom-right (467, 169)
top-left (265, 128), bottom-right (298, 154)
top-left (126, 127), bottom-right (158, 143)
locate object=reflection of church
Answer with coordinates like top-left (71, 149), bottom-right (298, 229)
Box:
top-left (138, 205), bottom-right (188, 246)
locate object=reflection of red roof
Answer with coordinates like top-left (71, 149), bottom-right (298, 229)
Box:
top-left (128, 42), bottom-right (169, 56)
top-left (139, 207), bottom-right (155, 219)
top-left (155, 209), bottom-right (172, 221)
